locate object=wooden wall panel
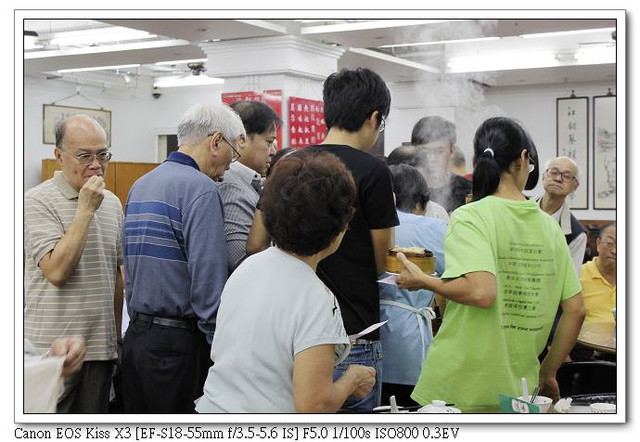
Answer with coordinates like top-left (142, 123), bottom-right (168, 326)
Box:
top-left (113, 162), bottom-right (159, 207)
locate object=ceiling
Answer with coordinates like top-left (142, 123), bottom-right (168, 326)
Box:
top-left (23, 18), bottom-right (617, 89)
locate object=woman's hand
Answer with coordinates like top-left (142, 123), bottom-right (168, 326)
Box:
top-left (395, 253), bottom-right (429, 290)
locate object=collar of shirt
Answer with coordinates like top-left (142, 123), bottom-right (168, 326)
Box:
top-left (536, 196), bottom-right (572, 235)
top-left (586, 258), bottom-right (615, 287)
top-left (166, 151), bottom-right (200, 171)
top-left (52, 171), bottom-right (80, 200)
top-left (228, 161), bottom-right (262, 187)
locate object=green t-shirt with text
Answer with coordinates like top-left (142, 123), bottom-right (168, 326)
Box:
top-left (411, 196), bottom-right (581, 408)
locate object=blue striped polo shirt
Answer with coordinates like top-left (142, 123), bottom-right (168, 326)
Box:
top-left (123, 152), bottom-right (228, 343)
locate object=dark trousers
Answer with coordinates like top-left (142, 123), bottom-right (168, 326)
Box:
top-left (122, 315), bottom-right (212, 413)
top-left (57, 360), bottom-right (114, 413)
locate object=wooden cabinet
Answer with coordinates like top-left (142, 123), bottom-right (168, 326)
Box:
top-left (41, 159), bottom-right (159, 208)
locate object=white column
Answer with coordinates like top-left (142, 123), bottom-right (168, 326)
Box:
top-left (200, 35), bottom-right (344, 147)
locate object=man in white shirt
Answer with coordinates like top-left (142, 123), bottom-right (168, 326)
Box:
top-left (536, 156), bottom-right (587, 275)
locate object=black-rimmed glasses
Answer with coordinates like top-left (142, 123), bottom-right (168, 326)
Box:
top-left (379, 116), bottom-right (386, 133)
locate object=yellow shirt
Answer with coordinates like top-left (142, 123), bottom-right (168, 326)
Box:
top-left (579, 258), bottom-right (616, 325)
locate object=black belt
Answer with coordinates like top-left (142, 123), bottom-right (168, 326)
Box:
top-left (135, 312), bottom-right (198, 331)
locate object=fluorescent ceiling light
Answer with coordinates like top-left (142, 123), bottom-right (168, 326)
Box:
top-left (520, 27), bottom-right (616, 39)
top-left (156, 58), bottom-right (207, 66)
top-left (49, 26), bottom-right (155, 46)
top-left (380, 36), bottom-right (500, 49)
top-left (154, 75), bottom-right (225, 88)
top-left (301, 20), bottom-right (466, 34)
top-left (57, 64), bottom-right (140, 73)
top-left (24, 39), bottom-right (191, 59)
top-left (447, 52), bottom-right (558, 73)
top-left (575, 47), bottom-right (616, 64)
top-left (24, 35), bottom-right (43, 50)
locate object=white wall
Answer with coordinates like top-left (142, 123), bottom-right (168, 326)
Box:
top-left (23, 75), bottom-right (223, 190)
top-left (385, 79), bottom-right (616, 221)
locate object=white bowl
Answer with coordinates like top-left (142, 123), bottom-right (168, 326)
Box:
top-left (590, 402), bottom-right (616, 413)
top-left (517, 395), bottom-right (553, 413)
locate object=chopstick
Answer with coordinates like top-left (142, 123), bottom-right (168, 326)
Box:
top-left (530, 386), bottom-right (540, 404)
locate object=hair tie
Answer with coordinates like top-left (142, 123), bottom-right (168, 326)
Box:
top-left (483, 148), bottom-right (495, 158)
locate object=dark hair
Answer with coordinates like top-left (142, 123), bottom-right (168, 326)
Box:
top-left (229, 100), bottom-right (282, 136)
top-left (411, 116), bottom-right (456, 146)
top-left (266, 147), bottom-right (296, 177)
top-left (389, 164), bottom-right (430, 213)
top-left (387, 145), bottom-right (421, 167)
top-left (260, 149), bottom-right (356, 255)
top-left (471, 117), bottom-right (539, 201)
top-left (323, 68), bottom-right (391, 132)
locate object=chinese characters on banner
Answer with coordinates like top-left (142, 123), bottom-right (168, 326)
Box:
top-left (288, 97), bottom-right (326, 149)
top-left (221, 90), bottom-right (283, 149)
top-left (556, 96), bottom-right (588, 209)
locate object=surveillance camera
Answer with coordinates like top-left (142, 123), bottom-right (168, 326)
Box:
top-left (152, 87), bottom-right (162, 99)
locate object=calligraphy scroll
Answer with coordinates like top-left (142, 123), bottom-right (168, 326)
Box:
top-left (593, 95), bottom-right (616, 209)
top-left (556, 97), bottom-right (588, 209)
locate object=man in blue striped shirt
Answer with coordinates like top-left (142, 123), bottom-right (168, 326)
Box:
top-left (122, 104), bottom-right (246, 413)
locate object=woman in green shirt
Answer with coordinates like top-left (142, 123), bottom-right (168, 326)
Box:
top-left (396, 117), bottom-right (586, 408)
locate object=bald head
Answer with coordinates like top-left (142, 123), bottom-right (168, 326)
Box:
top-left (545, 156), bottom-right (581, 183)
top-left (55, 115), bottom-right (107, 149)
top-left (542, 156), bottom-right (580, 198)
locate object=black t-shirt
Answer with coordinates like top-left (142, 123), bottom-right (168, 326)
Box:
top-left (430, 174), bottom-right (473, 214)
top-left (313, 144), bottom-right (399, 340)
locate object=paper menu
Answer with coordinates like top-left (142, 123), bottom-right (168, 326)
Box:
top-left (348, 320), bottom-right (388, 344)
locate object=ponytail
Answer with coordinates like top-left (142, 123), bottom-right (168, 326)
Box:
top-left (472, 149), bottom-right (500, 201)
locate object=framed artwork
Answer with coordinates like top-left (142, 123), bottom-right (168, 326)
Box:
top-left (556, 96), bottom-right (588, 209)
top-left (593, 95), bottom-right (617, 209)
top-left (43, 104), bottom-right (112, 146)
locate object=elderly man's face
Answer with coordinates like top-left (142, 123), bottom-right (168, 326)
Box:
top-left (55, 119), bottom-right (109, 191)
top-left (596, 225), bottom-right (616, 268)
top-left (543, 158), bottom-right (578, 198)
top-left (417, 140), bottom-right (452, 188)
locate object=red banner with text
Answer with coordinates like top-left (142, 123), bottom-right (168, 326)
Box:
top-left (288, 96), bottom-right (326, 149)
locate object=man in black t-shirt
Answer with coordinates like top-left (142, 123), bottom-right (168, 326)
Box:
top-left (409, 116), bottom-right (472, 213)
top-left (312, 68), bottom-right (399, 412)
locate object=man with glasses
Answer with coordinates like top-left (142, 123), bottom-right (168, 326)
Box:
top-left (313, 67), bottom-right (398, 412)
top-left (410, 116), bottom-right (472, 214)
top-left (536, 156), bottom-right (587, 275)
top-left (24, 114), bottom-right (123, 413)
top-left (122, 104), bottom-right (245, 413)
top-left (219, 100), bottom-right (281, 273)
top-left (580, 222), bottom-right (616, 327)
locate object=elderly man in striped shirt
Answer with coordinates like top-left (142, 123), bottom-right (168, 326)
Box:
top-left (24, 114), bottom-right (123, 413)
